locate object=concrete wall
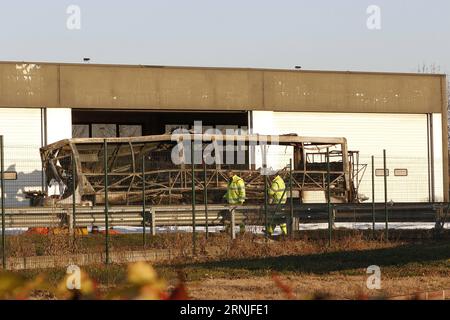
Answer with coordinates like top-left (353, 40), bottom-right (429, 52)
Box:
top-left (0, 61), bottom-right (444, 113)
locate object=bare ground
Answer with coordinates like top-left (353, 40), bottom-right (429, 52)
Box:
top-left (8, 231), bottom-right (450, 300)
top-left (187, 274), bottom-right (450, 300)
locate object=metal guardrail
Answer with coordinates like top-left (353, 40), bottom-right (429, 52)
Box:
top-left (0, 202), bottom-right (446, 230)
top-left (0, 205), bottom-right (259, 229)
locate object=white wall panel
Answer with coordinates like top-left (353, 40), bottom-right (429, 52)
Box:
top-left (0, 108), bottom-right (43, 206)
top-left (432, 113), bottom-right (444, 202)
top-left (252, 111), bottom-right (437, 202)
top-left (46, 108), bottom-right (72, 144)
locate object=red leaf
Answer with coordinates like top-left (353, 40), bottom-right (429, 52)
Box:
top-left (272, 273), bottom-right (295, 300)
top-left (168, 282), bottom-right (190, 300)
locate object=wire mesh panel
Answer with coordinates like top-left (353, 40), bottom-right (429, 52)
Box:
top-left (0, 144), bottom-right (75, 268)
top-left (0, 135), bottom-right (448, 269)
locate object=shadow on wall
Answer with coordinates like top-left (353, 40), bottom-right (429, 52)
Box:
top-left (2, 164), bottom-right (43, 208)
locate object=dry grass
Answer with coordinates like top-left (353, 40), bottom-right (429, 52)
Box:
top-left (5, 228), bottom-right (448, 258)
top-left (43, 234), bottom-right (78, 256)
top-left (176, 231), bottom-right (401, 264)
top-left (6, 235), bottom-right (36, 257)
top-left (9, 235), bottom-right (450, 300)
top-left (2, 229), bottom-right (433, 264)
top-left (5, 229), bottom-right (450, 300)
top-left (7, 233), bottom-right (77, 257)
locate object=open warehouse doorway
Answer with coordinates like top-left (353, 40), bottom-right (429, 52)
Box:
top-left (71, 109), bottom-right (249, 138)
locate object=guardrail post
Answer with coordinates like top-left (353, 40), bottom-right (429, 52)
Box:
top-left (230, 208), bottom-right (236, 240)
top-left (68, 210), bottom-right (73, 234)
top-left (434, 205), bottom-right (444, 230)
top-left (142, 155), bottom-right (146, 248)
top-left (150, 207), bottom-right (156, 236)
top-left (383, 149), bottom-right (388, 241)
top-left (332, 206), bottom-right (337, 229)
top-left (326, 147), bottom-right (332, 246)
top-left (1, 135), bottom-right (6, 269)
top-left (104, 139), bottom-right (110, 264)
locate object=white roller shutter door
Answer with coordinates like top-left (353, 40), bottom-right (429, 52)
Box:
top-left (252, 111), bottom-right (440, 202)
top-left (0, 108), bottom-right (43, 206)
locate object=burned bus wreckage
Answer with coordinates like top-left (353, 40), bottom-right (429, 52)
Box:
top-left (39, 133), bottom-right (366, 206)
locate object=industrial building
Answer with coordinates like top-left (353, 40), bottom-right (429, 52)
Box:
top-left (0, 61), bottom-right (448, 206)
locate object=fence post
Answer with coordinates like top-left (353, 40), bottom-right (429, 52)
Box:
top-left (383, 149), bottom-right (388, 241)
top-left (1, 135), bottom-right (5, 269)
top-left (289, 158), bottom-right (294, 238)
top-left (72, 154), bottom-right (77, 240)
top-left (326, 147), bottom-right (332, 246)
top-left (264, 166), bottom-right (268, 240)
top-left (142, 155), bottom-right (146, 248)
top-left (104, 139), bottom-right (110, 264)
top-left (203, 160), bottom-right (209, 239)
top-left (371, 155), bottom-right (375, 238)
top-left (191, 139), bottom-right (196, 255)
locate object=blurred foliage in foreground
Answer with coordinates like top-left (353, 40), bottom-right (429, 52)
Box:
top-left (0, 262), bottom-right (189, 300)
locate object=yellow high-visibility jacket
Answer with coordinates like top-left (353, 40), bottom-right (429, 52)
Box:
top-left (224, 175), bottom-right (246, 205)
top-left (268, 175), bottom-right (287, 204)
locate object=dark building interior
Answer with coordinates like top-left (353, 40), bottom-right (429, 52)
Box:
top-left (72, 109), bottom-right (249, 138)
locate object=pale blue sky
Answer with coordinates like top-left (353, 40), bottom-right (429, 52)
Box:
top-left (0, 0), bottom-right (449, 73)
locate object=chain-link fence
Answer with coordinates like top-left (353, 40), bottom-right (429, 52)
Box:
top-left (1, 136), bottom-right (448, 270)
